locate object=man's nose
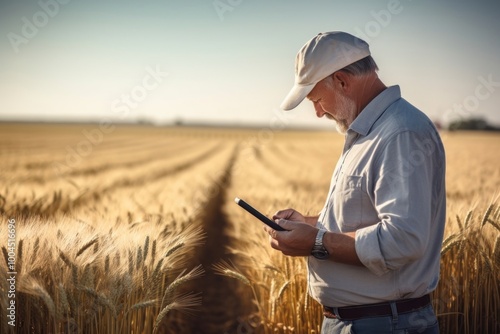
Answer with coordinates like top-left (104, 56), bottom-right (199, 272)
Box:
top-left (314, 103), bottom-right (325, 118)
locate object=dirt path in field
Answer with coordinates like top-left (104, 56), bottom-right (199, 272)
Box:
top-left (170, 146), bottom-right (256, 334)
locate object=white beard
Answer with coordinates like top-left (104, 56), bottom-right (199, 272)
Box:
top-left (330, 92), bottom-right (357, 134)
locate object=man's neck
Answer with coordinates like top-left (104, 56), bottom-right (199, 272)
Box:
top-left (354, 73), bottom-right (387, 117)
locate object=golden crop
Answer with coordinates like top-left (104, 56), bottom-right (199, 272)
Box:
top-left (0, 124), bottom-right (498, 333)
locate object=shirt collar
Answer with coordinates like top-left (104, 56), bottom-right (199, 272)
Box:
top-left (349, 85), bottom-right (401, 136)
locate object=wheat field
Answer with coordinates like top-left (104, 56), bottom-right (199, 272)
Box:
top-left (0, 123), bottom-right (499, 333)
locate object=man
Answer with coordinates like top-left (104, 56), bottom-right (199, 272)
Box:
top-left (265, 31), bottom-right (446, 334)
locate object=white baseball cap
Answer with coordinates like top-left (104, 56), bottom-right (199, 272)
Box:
top-left (280, 31), bottom-right (371, 111)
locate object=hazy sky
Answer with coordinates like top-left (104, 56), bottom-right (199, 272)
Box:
top-left (1, 0), bottom-right (499, 128)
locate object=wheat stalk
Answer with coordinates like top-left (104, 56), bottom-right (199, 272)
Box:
top-left (151, 239), bottom-right (157, 265)
top-left (270, 279), bottom-right (276, 321)
top-left (136, 246), bottom-right (143, 270)
top-left (128, 250), bottom-right (134, 276)
top-left (72, 265), bottom-right (79, 287)
top-left (93, 238), bottom-right (99, 253)
top-left (164, 242), bottom-right (184, 258)
top-left (114, 251), bottom-right (120, 267)
top-left (81, 264), bottom-right (95, 287)
top-left (442, 233), bottom-right (459, 249)
top-left (487, 219), bottom-right (500, 232)
top-left (493, 236), bottom-right (500, 264)
top-left (66, 286), bottom-right (77, 317)
top-left (58, 282), bottom-right (70, 315)
top-left (212, 260), bottom-right (266, 320)
top-left (492, 204), bottom-right (500, 223)
top-left (213, 261), bottom-right (251, 286)
top-left (28, 283), bottom-right (56, 318)
top-left (17, 238), bottom-right (23, 273)
top-left (160, 265), bottom-right (204, 309)
top-left (130, 299), bottom-right (159, 310)
top-left (440, 237), bottom-right (458, 254)
top-left (277, 281), bottom-right (290, 301)
top-left (1, 246), bottom-right (8, 268)
top-left (481, 204), bottom-right (495, 227)
top-left (104, 255), bottom-right (110, 272)
top-left (153, 293), bottom-right (202, 334)
top-left (455, 214), bottom-right (464, 231)
top-left (464, 210), bottom-right (473, 228)
top-left (142, 265), bottom-right (148, 288)
top-left (143, 236), bottom-right (150, 263)
top-left (263, 264), bottom-right (284, 275)
top-left (76, 237), bottom-right (98, 258)
top-left (33, 237), bottom-right (40, 254)
top-left (59, 250), bottom-right (73, 267)
top-left (151, 258), bottom-right (165, 280)
top-left (77, 285), bottom-right (116, 316)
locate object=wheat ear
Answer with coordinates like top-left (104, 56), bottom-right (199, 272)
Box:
top-left (160, 265), bottom-right (204, 309)
top-left (153, 293), bottom-right (202, 334)
top-left (76, 237), bottom-right (98, 258)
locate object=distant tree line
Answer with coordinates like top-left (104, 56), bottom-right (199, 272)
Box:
top-left (448, 117), bottom-right (500, 131)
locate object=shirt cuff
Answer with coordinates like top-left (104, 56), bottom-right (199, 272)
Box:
top-left (355, 224), bottom-right (389, 277)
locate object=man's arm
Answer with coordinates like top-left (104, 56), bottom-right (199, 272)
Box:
top-left (323, 231), bottom-right (362, 265)
top-left (354, 130), bottom-right (445, 276)
top-left (265, 219), bottom-right (363, 266)
top-left (305, 215), bottom-right (320, 226)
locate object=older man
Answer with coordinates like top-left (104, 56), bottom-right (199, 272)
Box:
top-left (266, 31), bottom-right (445, 334)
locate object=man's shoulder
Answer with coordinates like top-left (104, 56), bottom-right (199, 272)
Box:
top-left (374, 98), bottom-right (438, 137)
top-left (366, 98), bottom-right (445, 162)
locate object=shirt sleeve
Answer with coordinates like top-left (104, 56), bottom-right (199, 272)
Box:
top-left (355, 130), bottom-right (438, 276)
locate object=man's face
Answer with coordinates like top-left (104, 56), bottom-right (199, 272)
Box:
top-left (307, 75), bottom-right (357, 134)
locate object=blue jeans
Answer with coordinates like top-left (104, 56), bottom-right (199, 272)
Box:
top-left (321, 304), bottom-right (439, 334)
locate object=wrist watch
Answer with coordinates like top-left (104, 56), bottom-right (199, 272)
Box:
top-left (311, 229), bottom-right (329, 260)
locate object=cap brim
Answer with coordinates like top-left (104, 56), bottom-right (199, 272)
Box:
top-left (280, 82), bottom-right (316, 111)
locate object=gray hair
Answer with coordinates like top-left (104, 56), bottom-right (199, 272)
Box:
top-left (340, 56), bottom-right (378, 76)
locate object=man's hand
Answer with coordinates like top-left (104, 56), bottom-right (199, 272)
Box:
top-left (266, 208), bottom-right (362, 265)
top-left (273, 208), bottom-right (318, 227)
top-left (264, 219), bottom-right (318, 257)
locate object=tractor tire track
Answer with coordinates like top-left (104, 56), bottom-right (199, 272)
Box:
top-left (165, 145), bottom-right (257, 333)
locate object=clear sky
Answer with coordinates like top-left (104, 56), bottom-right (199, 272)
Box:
top-left (0, 0), bottom-right (499, 129)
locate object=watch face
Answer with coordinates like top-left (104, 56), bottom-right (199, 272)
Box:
top-left (311, 248), bottom-right (329, 260)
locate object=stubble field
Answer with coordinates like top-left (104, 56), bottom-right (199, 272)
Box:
top-left (0, 123), bottom-right (499, 333)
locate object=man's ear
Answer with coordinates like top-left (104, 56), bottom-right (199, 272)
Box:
top-left (332, 71), bottom-right (351, 90)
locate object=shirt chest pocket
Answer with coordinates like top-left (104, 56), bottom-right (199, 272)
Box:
top-left (333, 174), bottom-right (364, 231)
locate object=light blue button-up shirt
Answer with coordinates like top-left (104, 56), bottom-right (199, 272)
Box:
top-left (309, 86), bottom-right (446, 307)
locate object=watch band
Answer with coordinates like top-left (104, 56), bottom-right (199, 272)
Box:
top-left (315, 229), bottom-right (327, 246)
top-left (311, 229), bottom-right (329, 260)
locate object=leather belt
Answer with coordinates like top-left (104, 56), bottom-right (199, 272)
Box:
top-left (323, 294), bottom-right (431, 320)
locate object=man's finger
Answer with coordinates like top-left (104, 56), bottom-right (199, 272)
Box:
top-left (269, 237), bottom-right (279, 250)
top-left (275, 219), bottom-right (296, 231)
top-left (265, 225), bottom-right (277, 239)
top-left (273, 208), bottom-right (294, 220)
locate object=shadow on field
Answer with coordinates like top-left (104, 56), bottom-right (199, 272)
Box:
top-left (159, 146), bottom-right (256, 334)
